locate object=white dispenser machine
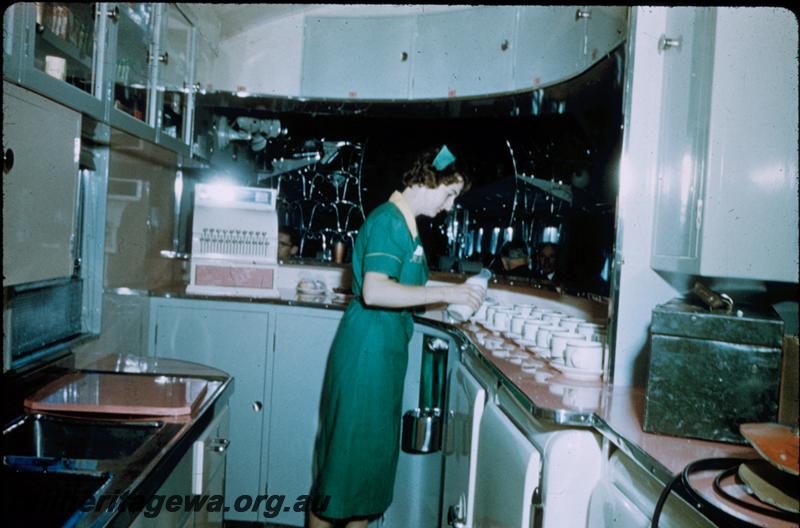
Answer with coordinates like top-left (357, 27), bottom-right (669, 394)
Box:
top-left (187, 183), bottom-right (280, 298)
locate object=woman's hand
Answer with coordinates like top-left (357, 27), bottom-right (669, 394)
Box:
top-left (446, 282), bottom-right (485, 312)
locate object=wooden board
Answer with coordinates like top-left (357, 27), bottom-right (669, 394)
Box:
top-left (24, 372), bottom-right (208, 416)
top-left (740, 422), bottom-right (800, 476)
top-left (738, 461), bottom-right (799, 513)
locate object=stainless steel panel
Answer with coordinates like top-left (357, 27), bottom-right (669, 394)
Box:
top-left (3, 81), bottom-right (81, 286)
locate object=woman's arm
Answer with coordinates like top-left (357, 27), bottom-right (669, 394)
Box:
top-left (362, 272), bottom-right (484, 310)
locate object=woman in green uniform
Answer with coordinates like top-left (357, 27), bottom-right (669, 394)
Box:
top-left (309, 146), bottom-right (485, 528)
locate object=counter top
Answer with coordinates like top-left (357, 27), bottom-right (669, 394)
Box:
top-left (452, 322), bottom-right (795, 528)
top-left (3, 354), bottom-right (233, 528)
top-left (105, 284), bottom-right (795, 527)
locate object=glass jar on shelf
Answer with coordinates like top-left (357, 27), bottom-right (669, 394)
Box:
top-left (33, 2), bottom-right (96, 94)
top-left (157, 4), bottom-right (193, 141)
top-left (113, 3), bottom-right (155, 122)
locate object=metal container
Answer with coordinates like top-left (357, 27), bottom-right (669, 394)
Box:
top-left (644, 298), bottom-right (784, 444)
top-left (402, 408), bottom-right (442, 454)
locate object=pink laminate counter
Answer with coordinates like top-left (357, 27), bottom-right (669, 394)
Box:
top-left (457, 323), bottom-right (796, 528)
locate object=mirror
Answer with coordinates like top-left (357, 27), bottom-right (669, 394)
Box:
top-left (191, 45), bottom-right (624, 297)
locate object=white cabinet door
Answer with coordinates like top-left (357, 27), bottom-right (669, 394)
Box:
top-left (441, 362), bottom-right (487, 528)
top-left (585, 7), bottom-right (628, 63)
top-left (651, 7), bottom-right (799, 282)
top-left (150, 298), bottom-right (270, 523)
top-left (699, 8), bottom-right (798, 282)
top-left (266, 307), bottom-right (343, 526)
top-left (2, 81), bottom-right (81, 286)
top-left (473, 401), bottom-right (541, 528)
top-left (301, 16), bottom-right (415, 99)
top-left (413, 7), bottom-right (517, 98)
top-left (513, 6), bottom-right (585, 90)
top-left (650, 7), bottom-right (715, 271)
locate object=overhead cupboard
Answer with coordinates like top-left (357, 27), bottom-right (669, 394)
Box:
top-left (301, 6), bottom-right (628, 99)
top-left (650, 7), bottom-right (798, 283)
top-left (2, 2), bottom-right (211, 156)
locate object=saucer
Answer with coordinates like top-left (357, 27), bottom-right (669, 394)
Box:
top-left (503, 331), bottom-right (523, 340)
top-left (297, 286), bottom-right (327, 296)
top-left (491, 349), bottom-right (511, 358)
top-left (551, 363), bottom-right (603, 381)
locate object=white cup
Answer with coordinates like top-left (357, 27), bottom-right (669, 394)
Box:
top-left (485, 306), bottom-right (499, 325)
top-left (550, 331), bottom-right (577, 360)
top-left (535, 325), bottom-right (562, 349)
top-left (513, 304), bottom-right (535, 316)
top-left (577, 322), bottom-right (605, 338)
top-left (474, 302), bottom-right (489, 322)
top-left (565, 339), bottom-right (603, 370)
top-left (559, 317), bottom-right (585, 332)
top-left (510, 315), bottom-right (527, 335)
top-left (493, 311), bottom-right (511, 333)
top-left (530, 308), bottom-right (549, 320)
top-left (522, 320), bottom-right (545, 339)
top-left (542, 313), bottom-right (563, 326)
top-left (45, 55), bottom-right (67, 81)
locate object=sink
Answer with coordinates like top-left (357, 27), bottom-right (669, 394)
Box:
top-left (3, 413), bottom-right (163, 460)
top-left (2, 464), bottom-right (111, 526)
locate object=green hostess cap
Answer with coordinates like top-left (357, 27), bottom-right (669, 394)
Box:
top-left (432, 144), bottom-right (456, 171)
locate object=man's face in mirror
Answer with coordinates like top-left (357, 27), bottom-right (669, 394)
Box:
top-left (537, 244), bottom-right (557, 274)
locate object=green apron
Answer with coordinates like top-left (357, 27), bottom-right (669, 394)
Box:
top-left (312, 201), bottom-right (428, 520)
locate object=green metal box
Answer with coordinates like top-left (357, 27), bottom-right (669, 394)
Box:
top-left (643, 299), bottom-right (784, 444)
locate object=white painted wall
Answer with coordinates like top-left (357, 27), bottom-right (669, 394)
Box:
top-left (611, 7), bottom-right (681, 387)
top-left (209, 5), bottom-right (467, 95)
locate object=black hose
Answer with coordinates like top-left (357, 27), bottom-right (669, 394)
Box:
top-left (650, 457), bottom-right (798, 528)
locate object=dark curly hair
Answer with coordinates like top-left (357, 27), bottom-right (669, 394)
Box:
top-left (401, 146), bottom-right (471, 192)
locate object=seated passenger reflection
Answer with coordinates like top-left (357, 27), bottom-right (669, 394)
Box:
top-left (278, 229), bottom-right (299, 261)
top-left (535, 242), bottom-right (558, 282)
top-left (493, 241), bottom-right (535, 277)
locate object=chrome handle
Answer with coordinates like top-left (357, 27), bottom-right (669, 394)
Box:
top-left (212, 438), bottom-right (230, 453)
top-left (3, 148), bottom-right (13, 173)
top-left (447, 504), bottom-right (466, 528)
top-left (251, 400), bottom-right (263, 412)
top-left (147, 50), bottom-right (169, 64)
top-left (658, 35), bottom-right (682, 52)
top-left (575, 8), bottom-right (591, 20)
top-left (107, 6), bottom-right (119, 23)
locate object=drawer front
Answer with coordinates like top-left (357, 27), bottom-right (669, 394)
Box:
top-left (193, 405), bottom-right (230, 495)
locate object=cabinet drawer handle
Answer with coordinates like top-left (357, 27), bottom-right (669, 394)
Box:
top-left (658, 35), bottom-right (682, 52)
top-left (251, 400), bottom-right (263, 412)
top-left (147, 50), bottom-right (169, 65)
top-left (575, 8), bottom-right (591, 20)
top-left (107, 6), bottom-right (120, 23)
top-left (3, 148), bottom-right (13, 173)
top-left (212, 438), bottom-right (230, 453)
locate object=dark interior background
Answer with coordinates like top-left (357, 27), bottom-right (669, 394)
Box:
top-left (190, 45), bottom-right (624, 297)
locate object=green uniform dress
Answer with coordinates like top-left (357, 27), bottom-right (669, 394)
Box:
top-left (312, 201), bottom-right (428, 520)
